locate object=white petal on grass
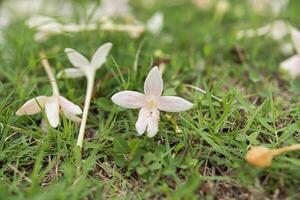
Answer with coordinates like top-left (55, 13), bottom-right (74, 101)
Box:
top-left (144, 66), bottom-right (163, 97)
top-left (147, 114), bottom-right (159, 138)
top-left (57, 68), bottom-right (85, 78)
top-left (135, 107), bottom-right (149, 135)
top-left (63, 111), bottom-right (82, 123)
top-left (291, 28), bottom-right (300, 54)
top-left (59, 96), bottom-right (82, 115)
top-left (16, 96), bottom-right (48, 115)
top-left (147, 12), bottom-right (163, 35)
top-left (65, 48), bottom-right (90, 68)
top-left (111, 91), bottom-right (145, 109)
top-left (157, 96), bottom-right (193, 112)
top-left (280, 55), bottom-right (300, 78)
top-left (45, 99), bottom-right (60, 128)
top-left (91, 43), bottom-right (113, 69)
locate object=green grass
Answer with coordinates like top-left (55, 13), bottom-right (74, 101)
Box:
top-left (1, 0), bottom-right (300, 199)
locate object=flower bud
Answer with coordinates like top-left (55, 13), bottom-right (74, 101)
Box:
top-left (245, 146), bottom-right (274, 167)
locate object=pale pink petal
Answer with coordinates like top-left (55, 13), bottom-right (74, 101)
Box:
top-left (147, 109), bottom-right (159, 138)
top-left (57, 68), bottom-right (84, 78)
top-left (157, 96), bottom-right (193, 112)
top-left (45, 98), bottom-right (60, 128)
top-left (16, 96), bottom-right (48, 116)
top-left (135, 107), bottom-right (149, 135)
top-left (58, 96), bottom-right (82, 115)
top-left (144, 66), bottom-right (163, 97)
top-left (280, 55), bottom-right (300, 78)
top-left (65, 48), bottom-right (90, 68)
top-left (291, 28), bottom-right (300, 54)
top-left (91, 43), bottom-right (112, 69)
top-left (111, 91), bottom-right (145, 109)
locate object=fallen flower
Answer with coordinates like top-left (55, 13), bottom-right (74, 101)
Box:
top-left (59, 43), bottom-right (112, 148)
top-left (111, 66), bottom-right (193, 137)
top-left (16, 51), bottom-right (82, 128)
top-left (280, 28), bottom-right (300, 78)
top-left (236, 20), bottom-right (290, 41)
top-left (246, 144), bottom-right (300, 167)
top-left (27, 15), bottom-right (145, 41)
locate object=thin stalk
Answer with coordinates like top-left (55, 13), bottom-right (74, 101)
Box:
top-left (101, 23), bottom-right (145, 35)
top-left (271, 144), bottom-right (300, 156)
top-left (39, 51), bottom-right (60, 97)
top-left (76, 74), bottom-right (95, 148)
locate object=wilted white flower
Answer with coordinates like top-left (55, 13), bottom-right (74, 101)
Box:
top-left (112, 66), bottom-right (193, 137)
top-left (27, 15), bottom-right (145, 41)
top-left (280, 28), bottom-right (300, 78)
top-left (236, 20), bottom-right (290, 41)
top-left (146, 12), bottom-right (164, 35)
top-left (59, 43), bottom-right (112, 148)
top-left (16, 52), bottom-right (82, 128)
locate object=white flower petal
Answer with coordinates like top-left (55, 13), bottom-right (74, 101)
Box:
top-left (147, 12), bottom-right (164, 35)
top-left (111, 91), bottom-right (145, 109)
top-left (147, 110), bottom-right (159, 138)
top-left (57, 68), bottom-right (85, 78)
top-left (157, 96), bottom-right (193, 112)
top-left (280, 55), bottom-right (300, 78)
top-left (135, 107), bottom-right (149, 135)
top-left (45, 98), bottom-right (60, 128)
top-left (291, 28), bottom-right (300, 54)
top-left (144, 66), bottom-right (163, 97)
top-left (16, 96), bottom-right (48, 115)
top-left (59, 96), bottom-right (82, 115)
top-left (91, 43), bottom-right (112, 69)
top-left (65, 48), bottom-right (90, 68)
top-left (63, 111), bottom-right (82, 123)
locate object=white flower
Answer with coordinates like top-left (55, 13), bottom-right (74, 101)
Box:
top-left (236, 20), bottom-right (290, 41)
top-left (111, 66), bottom-right (193, 137)
top-left (60, 43), bottom-right (112, 79)
top-left (146, 12), bottom-right (164, 35)
top-left (59, 43), bottom-right (112, 148)
top-left (280, 28), bottom-right (300, 78)
top-left (16, 95), bottom-right (82, 127)
top-left (16, 52), bottom-right (82, 128)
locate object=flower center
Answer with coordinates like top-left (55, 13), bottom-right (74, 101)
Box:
top-left (147, 96), bottom-right (157, 109)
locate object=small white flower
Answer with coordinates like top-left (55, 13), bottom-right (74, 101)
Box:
top-left (111, 66), bottom-right (193, 138)
top-left (59, 43), bottom-right (112, 148)
top-left (146, 12), bottom-right (164, 35)
top-left (16, 95), bottom-right (82, 127)
top-left (280, 28), bottom-right (300, 78)
top-left (59, 43), bottom-right (112, 79)
top-left (16, 52), bottom-right (82, 128)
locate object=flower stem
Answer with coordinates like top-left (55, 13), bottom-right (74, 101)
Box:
top-left (39, 51), bottom-right (60, 97)
top-left (101, 23), bottom-right (144, 35)
top-left (271, 144), bottom-right (300, 156)
top-left (76, 74), bottom-right (95, 148)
